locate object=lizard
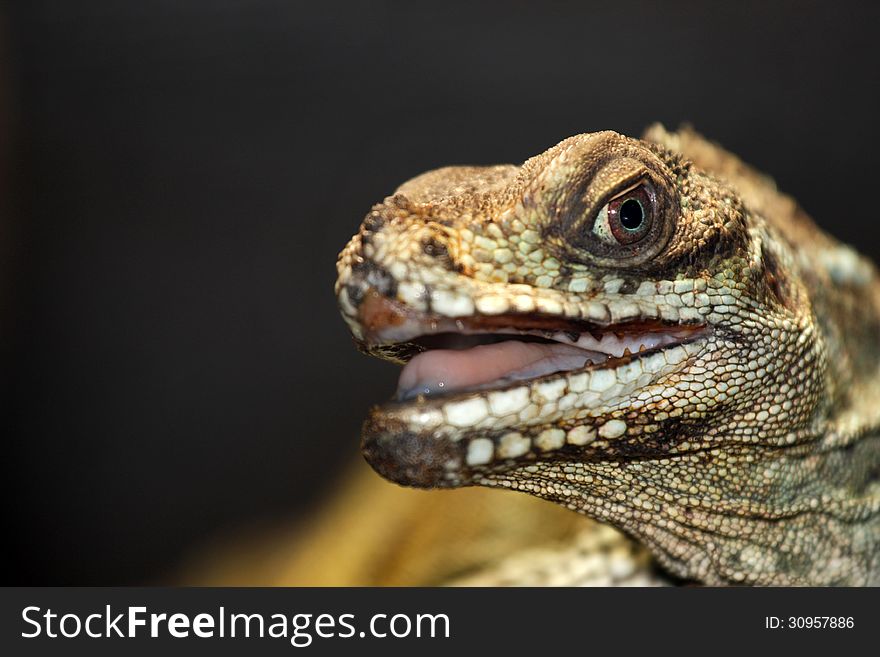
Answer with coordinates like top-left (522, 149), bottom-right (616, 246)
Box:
top-left (334, 125), bottom-right (880, 585)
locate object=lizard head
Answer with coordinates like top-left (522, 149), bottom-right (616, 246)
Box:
top-left (334, 129), bottom-right (857, 584)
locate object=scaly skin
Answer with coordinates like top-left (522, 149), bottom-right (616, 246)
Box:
top-left (335, 126), bottom-right (880, 585)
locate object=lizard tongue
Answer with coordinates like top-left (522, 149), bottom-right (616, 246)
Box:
top-left (396, 340), bottom-right (608, 400)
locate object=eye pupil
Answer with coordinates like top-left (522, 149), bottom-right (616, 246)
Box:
top-left (590, 182), bottom-right (656, 249)
top-left (619, 198), bottom-right (644, 230)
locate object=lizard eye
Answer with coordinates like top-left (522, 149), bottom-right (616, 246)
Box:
top-left (592, 183), bottom-right (655, 246)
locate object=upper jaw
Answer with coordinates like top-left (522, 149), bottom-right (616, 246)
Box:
top-left (352, 291), bottom-right (709, 400)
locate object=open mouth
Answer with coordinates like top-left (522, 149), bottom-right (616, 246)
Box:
top-left (358, 294), bottom-right (709, 403)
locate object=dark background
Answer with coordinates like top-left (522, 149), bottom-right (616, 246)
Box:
top-left (5, 1), bottom-right (879, 584)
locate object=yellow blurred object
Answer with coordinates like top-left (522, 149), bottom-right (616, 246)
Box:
top-left (179, 459), bottom-right (589, 586)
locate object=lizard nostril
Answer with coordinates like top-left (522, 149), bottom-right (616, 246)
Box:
top-left (422, 236), bottom-right (449, 259)
top-left (422, 235), bottom-right (463, 273)
top-left (345, 260), bottom-right (397, 308)
top-left (362, 211), bottom-right (386, 234)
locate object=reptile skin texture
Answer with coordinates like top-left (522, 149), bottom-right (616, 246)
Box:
top-left (334, 126), bottom-right (880, 585)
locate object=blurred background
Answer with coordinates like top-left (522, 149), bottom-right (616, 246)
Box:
top-left (4, 1), bottom-right (880, 584)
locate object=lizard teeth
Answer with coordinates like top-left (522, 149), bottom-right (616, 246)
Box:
top-left (395, 326), bottom-right (703, 400)
top-left (561, 330), bottom-right (685, 358)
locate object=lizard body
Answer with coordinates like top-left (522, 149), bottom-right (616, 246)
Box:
top-left (335, 126), bottom-right (880, 585)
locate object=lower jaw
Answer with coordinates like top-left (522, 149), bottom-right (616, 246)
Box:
top-left (360, 335), bottom-right (708, 489)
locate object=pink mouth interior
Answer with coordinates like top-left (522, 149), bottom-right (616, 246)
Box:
top-left (398, 340), bottom-right (599, 399)
top-left (395, 327), bottom-right (698, 400)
